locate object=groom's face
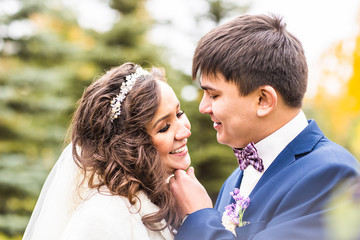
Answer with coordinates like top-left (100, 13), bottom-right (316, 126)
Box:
top-left (199, 74), bottom-right (260, 148)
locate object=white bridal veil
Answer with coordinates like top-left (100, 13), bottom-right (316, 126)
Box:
top-left (23, 143), bottom-right (83, 239)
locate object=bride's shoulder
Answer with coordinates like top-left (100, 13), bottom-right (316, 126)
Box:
top-left (60, 189), bottom-right (151, 239)
top-left (79, 187), bottom-right (132, 213)
top-left (78, 188), bottom-right (154, 214)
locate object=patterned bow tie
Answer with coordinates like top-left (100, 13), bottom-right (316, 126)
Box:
top-left (233, 142), bottom-right (264, 172)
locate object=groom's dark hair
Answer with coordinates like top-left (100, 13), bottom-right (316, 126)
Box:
top-left (192, 14), bottom-right (308, 108)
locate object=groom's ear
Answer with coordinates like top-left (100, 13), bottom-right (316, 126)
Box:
top-left (256, 85), bottom-right (277, 117)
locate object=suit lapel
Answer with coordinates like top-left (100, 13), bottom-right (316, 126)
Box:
top-left (215, 169), bottom-right (243, 213)
top-left (216, 120), bottom-right (324, 215)
top-left (249, 120), bottom-right (324, 199)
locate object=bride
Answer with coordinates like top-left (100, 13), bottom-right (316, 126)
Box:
top-left (23, 62), bottom-right (192, 239)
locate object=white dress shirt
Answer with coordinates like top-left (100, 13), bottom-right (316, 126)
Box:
top-left (239, 110), bottom-right (309, 197)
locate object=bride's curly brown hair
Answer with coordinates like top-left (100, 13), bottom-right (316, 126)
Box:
top-left (71, 62), bottom-right (181, 231)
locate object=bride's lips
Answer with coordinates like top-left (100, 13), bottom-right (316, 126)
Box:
top-left (169, 145), bottom-right (188, 156)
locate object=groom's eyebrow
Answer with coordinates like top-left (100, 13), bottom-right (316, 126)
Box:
top-left (200, 84), bottom-right (216, 91)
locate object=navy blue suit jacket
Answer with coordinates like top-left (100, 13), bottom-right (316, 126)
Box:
top-left (175, 120), bottom-right (360, 240)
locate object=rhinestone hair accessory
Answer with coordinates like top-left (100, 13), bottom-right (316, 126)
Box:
top-left (110, 67), bottom-right (149, 121)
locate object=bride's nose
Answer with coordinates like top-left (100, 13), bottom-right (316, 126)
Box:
top-left (175, 120), bottom-right (191, 140)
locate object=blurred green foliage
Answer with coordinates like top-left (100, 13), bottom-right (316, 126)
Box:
top-left (325, 177), bottom-right (360, 240)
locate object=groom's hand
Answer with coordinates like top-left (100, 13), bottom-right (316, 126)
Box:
top-left (169, 167), bottom-right (213, 219)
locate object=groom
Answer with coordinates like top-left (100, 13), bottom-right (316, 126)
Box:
top-left (169, 14), bottom-right (360, 239)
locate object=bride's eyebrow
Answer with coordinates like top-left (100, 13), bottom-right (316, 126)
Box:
top-left (153, 103), bottom-right (180, 129)
top-left (153, 114), bottom-right (169, 129)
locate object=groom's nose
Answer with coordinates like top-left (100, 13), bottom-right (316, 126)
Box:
top-left (199, 94), bottom-right (212, 115)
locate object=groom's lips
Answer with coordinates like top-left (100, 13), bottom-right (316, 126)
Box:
top-left (213, 121), bottom-right (222, 129)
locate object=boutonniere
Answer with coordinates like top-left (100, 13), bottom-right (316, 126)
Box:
top-left (222, 188), bottom-right (250, 235)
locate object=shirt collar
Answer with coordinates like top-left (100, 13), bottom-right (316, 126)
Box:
top-left (254, 110), bottom-right (308, 171)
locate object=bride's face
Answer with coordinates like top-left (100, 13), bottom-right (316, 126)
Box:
top-left (147, 81), bottom-right (191, 174)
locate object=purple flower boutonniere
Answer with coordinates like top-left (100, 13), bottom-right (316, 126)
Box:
top-left (222, 188), bottom-right (250, 235)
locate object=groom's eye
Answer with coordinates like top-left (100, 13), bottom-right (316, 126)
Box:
top-left (176, 110), bottom-right (184, 118)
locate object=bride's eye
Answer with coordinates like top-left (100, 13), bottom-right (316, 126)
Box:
top-left (177, 110), bottom-right (184, 118)
top-left (158, 124), bottom-right (170, 133)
